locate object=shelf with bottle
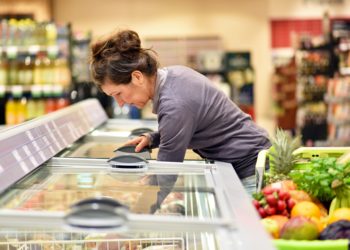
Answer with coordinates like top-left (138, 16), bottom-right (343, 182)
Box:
top-left (3, 84), bottom-right (70, 125)
top-left (295, 31), bottom-right (336, 145)
top-left (0, 19), bottom-right (79, 125)
top-left (325, 75), bottom-right (350, 144)
top-left (295, 50), bottom-right (332, 76)
top-left (0, 52), bottom-right (71, 90)
top-left (336, 39), bottom-right (350, 75)
top-left (71, 31), bottom-right (92, 83)
top-left (0, 18), bottom-right (71, 88)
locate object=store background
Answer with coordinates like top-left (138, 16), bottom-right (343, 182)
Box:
top-left (1, 0), bottom-right (350, 142)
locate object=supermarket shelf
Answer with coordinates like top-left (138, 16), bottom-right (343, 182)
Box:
top-left (328, 116), bottom-right (350, 125)
top-left (339, 42), bottom-right (350, 51)
top-left (0, 45), bottom-right (59, 57)
top-left (316, 139), bottom-right (350, 146)
top-left (339, 67), bottom-right (350, 75)
top-left (0, 85), bottom-right (69, 94)
top-left (325, 94), bottom-right (350, 103)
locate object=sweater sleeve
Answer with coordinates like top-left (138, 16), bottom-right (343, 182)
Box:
top-left (148, 131), bottom-right (160, 148)
top-left (156, 102), bottom-right (196, 162)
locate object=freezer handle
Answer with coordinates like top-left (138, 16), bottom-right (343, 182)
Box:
top-left (113, 145), bottom-right (150, 153)
top-left (130, 127), bottom-right (154, 137)
top-left (113, 145), bottom-right (152, 159)
top-left (255, 149), bottom-right (269, 193)
top-left (64, 197), bottom-right (129, 230)
top-left (107, 154), bottom-right (148, 172)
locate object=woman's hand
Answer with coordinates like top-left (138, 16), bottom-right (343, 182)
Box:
top-left (123, 134), bottom-right (150, 152)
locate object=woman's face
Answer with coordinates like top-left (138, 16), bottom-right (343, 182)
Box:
top-left (101, 71), bottom-right (154, 109)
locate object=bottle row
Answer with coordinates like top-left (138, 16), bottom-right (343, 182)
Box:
top-left (327, 76), bottom-right (350, 99)
top-left (328, 124), bottom-right (350, 143)
top-left (0, 52), bottom-right (71, 87)
top-left (0, 85), bottom-right (70, 125)
top-left (0, 19), bottom-right (61, 47)
top-left (296, 51), bottom-right (331, 75)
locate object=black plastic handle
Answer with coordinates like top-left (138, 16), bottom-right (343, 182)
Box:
top-left (107, 155), bottom-right (148, 170)
top-left (113, 145), bottom-right (151, 160)
top-left (113, 145), bottom-right (150, 153)
top-left (64, 197), bottom-right (128, 229)
top-left (130, 127), bottom-right (154, 137)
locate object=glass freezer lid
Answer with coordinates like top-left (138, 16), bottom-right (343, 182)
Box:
top-left (0, 162), bottom-right (220, 220)
top-left (0, 228), bottom-right (227, 250)
top-left (57, 141), bottom-right (203, 161)
top-left (90, 119), bottom-right (158, 137)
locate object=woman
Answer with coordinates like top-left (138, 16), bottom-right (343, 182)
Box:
top-left (90, 29), bottom-right (271, 194)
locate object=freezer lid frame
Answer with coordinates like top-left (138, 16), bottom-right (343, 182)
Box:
top-left (0, 160), bottom-right (275, 250)
top-left (85, 118), bottom-right (158, 142)
top-left (0, 98), bottom-right (276, 250)
top-left (22, 158), bottom-right (275, 249)
top-left (0, 99), bottom-right (107, 193)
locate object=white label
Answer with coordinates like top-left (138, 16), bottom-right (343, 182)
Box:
top-left (20, 161), bottom-right (29, 173)
top-left (49, 146), bottom-right (55, 155)
top-left (26, 131), bottom-right (34, 140)
top-left (39, 151), bottom-right (46, 161)
top-left (53, 122), bottom-right (68, 145)
top-left (12, 150), bottom-right (21, 161)
top-left (42, 136), bottom-right (49, 146)
top-left (49, 130), bottom-right (62, 148)
top-left (32, 141), bottom-right (40, 151)
top-left (23, 145), bottom-right (31, 156)
top-left (29, 156), bottom-right (38, 166)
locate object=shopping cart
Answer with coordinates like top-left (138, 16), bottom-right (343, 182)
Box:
top-left (255, 147), bottom-right (350, 192)
top-left (254, 147), bottom-right (350, 250)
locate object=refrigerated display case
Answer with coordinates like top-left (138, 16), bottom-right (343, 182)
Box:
top-left (57, 117), bottom-right (202, 161)
top-left (0, 99), bottom-right (276, 250)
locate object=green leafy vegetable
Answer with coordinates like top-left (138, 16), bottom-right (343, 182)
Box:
top-left (289, 157), bottom-right (350, 202)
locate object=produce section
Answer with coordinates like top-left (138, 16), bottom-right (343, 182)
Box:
top-left (253, 129), bottom-right (350, 249)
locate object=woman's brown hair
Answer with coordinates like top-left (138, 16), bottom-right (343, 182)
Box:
top-left (90, 30), bottom-right (158, 87)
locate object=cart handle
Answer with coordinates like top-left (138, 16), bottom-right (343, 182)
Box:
top-left (255, 149), bottom-right (269, 193)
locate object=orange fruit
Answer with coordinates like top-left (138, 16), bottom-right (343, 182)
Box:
top-left (291, 201), bottom-right (321, 219)
top-left (328, 208), bottom-right (350, 225)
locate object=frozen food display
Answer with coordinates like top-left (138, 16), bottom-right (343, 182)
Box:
top-left (0, 166), bottom-right (217, 218)
top-left (0, 99), bottom-right (276, 250)
top-left (58, 141), bottom-right (203, 160)
top-left (0, 230), bottom-right (213, 250)
top-left (56, 118), bottom-right (203, 161)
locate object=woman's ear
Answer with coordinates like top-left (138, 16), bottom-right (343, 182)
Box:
top-left (131, 71), bottom-right (144, 86)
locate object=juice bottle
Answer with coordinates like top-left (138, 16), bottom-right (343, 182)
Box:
top-left (26, 85), bottom-right (41, 120)
top-left (0, 54), bottom-right (7, 86)
top-left (16, 93), bottom-right (27, 124)
top-left (5, 89), bottom-right (17, 125)
top-left (43, 84), bottom-right (55, 113)
top-left (35, 86), bottom-right (45, 117)
top-left (33, 53), bottom-right (44, 85)
top-left (23, 55), bottom-right (34, 86)
top-left (45, 22), bottom-right (57, 46)
top-left (7, 58), bottom-right (18, 86)
top-left (16, 55), bottom-right (25, 85)
top-left (53, 85), bottom-right (69, 110)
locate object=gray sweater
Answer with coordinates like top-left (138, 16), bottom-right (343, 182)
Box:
top-left (150, 65), bottom-right (271, 178)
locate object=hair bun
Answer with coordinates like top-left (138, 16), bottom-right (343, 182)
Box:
top-left (115, 30), bottom-right (141, 54)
